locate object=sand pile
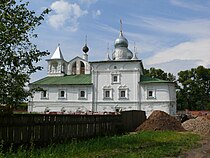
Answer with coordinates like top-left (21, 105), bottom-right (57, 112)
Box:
top-left (182, 116), bottom-right (210, 136)
top-left (135, 110), bottom-right (185, 131)
top-left (207, 113), bottom-right (210, 120)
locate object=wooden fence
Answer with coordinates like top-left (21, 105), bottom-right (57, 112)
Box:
top-left (0, 110), bottom-right (146, 146)
top-left (121, 110), bottom-right (146, 132)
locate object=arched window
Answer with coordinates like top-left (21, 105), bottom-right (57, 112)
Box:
top-left (62, 63), bottom-right (65, 73)
top-left (72, 62), bottom-right (76, 74)
top-left (51, 61), bottom-right (58, 73)
top-left (80, 61), bottom-right (85, 74)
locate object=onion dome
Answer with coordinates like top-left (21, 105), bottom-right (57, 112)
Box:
top-left (82, 35), bottom-right (89, 54)
top-left (82, 44), bottom-right (89, 53)
top-left (112, 19), bottom-right (133, 60)
top-left (112, 31), bottom-right (133, 60)
top-left (115, 31), bottom-right (128, 47)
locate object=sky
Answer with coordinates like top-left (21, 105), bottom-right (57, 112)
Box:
top-left (28, 0), bottom-right (210, 82)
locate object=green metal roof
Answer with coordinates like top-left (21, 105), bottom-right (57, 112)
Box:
top-left (140, 75), bottom-right (173, 83)
top-left (31, 74), bottom-right (92, 85)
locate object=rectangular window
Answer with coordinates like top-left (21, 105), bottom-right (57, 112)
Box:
top-left (105, 90), bottom-right (110, 98)
top-left (120, 90), bottom-right (126, 98)
top-left (103, 86), bottom-right (113, 100)
top-left (111, 73), bottom-right (120, 84)
top-left (80, 90), bottom-right (85, 98)
top-left (147, 89), bottom-right (155, 99)
top-left (78, 89), bottom-right (87, 99)
top-left (58, 89), bottom-right (67, 99)
top-left (41, 90), bottom-right (48, 99)
top-left (60, 90), bottom-right (65, 97)
top-left (148, 91), bottom-right (153, 97)
top-left (113, 76), bottom-right (118, 82)
top-left (118, 86), bottom-right (129, 99)
top-left (43, 91), bottom-right (47, 98)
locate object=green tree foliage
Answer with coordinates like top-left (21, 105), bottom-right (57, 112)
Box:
top-left (144, 67), bottom-right (176, 82)
top-left (177, 66), bottom-right (210, 110)
top-left (0, 0), bottom-right (49, 108)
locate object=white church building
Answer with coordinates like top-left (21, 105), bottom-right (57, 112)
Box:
top-left (28, 27), bottom-right (176, 116)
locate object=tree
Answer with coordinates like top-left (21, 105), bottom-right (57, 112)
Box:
top-left (177, 66), bottom-right (210, 110)
top-left (144, 67), bottom-right (176, 82)
top-left (0, 0), bottom-right (49, 109)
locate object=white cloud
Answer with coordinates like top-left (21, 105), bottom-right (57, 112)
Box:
top-left (80, 0), bottom-right (98, 6)
top-left (145, 59), bottom-right (202, 76)
top-left (48, 0), bottom-right (88, 31)
top-left (146, 38), bottom-right (210, 68)
top-left (92, 9), bottom-right (101, 18)
top-left (125, 16), bottom-right (210, 64)
top-left (170, 0), bottom-right (210, 12)
top-left (131, 17), bottom-right (210, 38)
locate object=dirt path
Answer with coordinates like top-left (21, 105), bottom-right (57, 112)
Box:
top-left (181, 135), bottom-right (210, 158)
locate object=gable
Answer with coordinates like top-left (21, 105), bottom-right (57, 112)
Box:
top-left (69, 56), bottom-right (87, 64)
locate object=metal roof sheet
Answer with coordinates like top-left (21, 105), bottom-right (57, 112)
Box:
top-left (51, 45), bottom-right (64, 60)
top-left (140, 75), bottom-right (173, 83)
top-left (31, 74), bottom-right (92, 85)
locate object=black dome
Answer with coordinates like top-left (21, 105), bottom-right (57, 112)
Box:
top-left (82, 44), bottom-right (89, 53)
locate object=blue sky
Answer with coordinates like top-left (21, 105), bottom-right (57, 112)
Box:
top-left (28, 0), bottom-right (210, 82)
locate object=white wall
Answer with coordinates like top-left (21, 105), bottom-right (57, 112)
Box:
top-left (29, 101), bottom-right (92, 113)
top-left (139, 83), bottom-right (176, 116)
top-left (29, 85), bottom-right (93, 113)
top-left (91, 61), bottom-right (142, 112)
top-left (140, 83), bottom-right (176, 101)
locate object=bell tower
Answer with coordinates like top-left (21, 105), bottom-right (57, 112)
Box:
top-left (46, 44), bottom-right (67, 76)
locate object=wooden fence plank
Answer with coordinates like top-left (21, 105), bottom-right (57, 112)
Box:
top-left (0, 110), bottom-right (146, 145)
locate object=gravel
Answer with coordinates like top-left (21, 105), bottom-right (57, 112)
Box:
top-left (182, 116), bottom-right (210, 136)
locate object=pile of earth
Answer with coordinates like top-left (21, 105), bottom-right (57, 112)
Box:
top-left (135, 110), bottom-right (185, 131)
top-left (182, 116), bottom-right (210, 136)
top-left (207, 113), bottom-right (210, 120)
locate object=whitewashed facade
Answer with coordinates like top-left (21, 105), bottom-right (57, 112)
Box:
top-left (29, 29), bottom-right (176, 116)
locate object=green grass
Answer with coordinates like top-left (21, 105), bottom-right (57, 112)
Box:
top-left (0, 131), bottom-right (201, 158)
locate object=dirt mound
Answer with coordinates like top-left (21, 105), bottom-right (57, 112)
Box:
top-left (207, 113), bottom-right (210, 120)
top-left (182, 116), bottom-right (210, 136)
top-left (135, 110), bottom-right (185, 131)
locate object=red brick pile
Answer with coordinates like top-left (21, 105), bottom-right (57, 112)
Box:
top-left (135, 110), bottom-right (185, 131)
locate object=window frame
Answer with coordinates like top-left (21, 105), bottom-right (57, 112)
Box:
top-left (58, 89), bottom-right (67, 99)
top-left (105, 90), bottom-right (110, 98)
top-left (113, 76), bottom-right (118, 82)
top-left (120, 90), bottom-right (126, 98)
top-left (103, 86), bottom-right (113, 100)
top-left (147, 89), bottom-right (156, 99)
top-left (78, 89), bottom-right (87, 99)
top-left (111, 73), bottom-right (121, 84)
top-left (60, 90), bottom-right (65, 97)
top-left (41, 89), bottom-right (49, 99)
top-left (118, 85), bottom-right (129, 99)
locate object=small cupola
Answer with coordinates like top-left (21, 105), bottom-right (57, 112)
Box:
top-left (46, 44), bottom-right (66, 76)
top-left (82, 35), bottom-right (89, 61)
